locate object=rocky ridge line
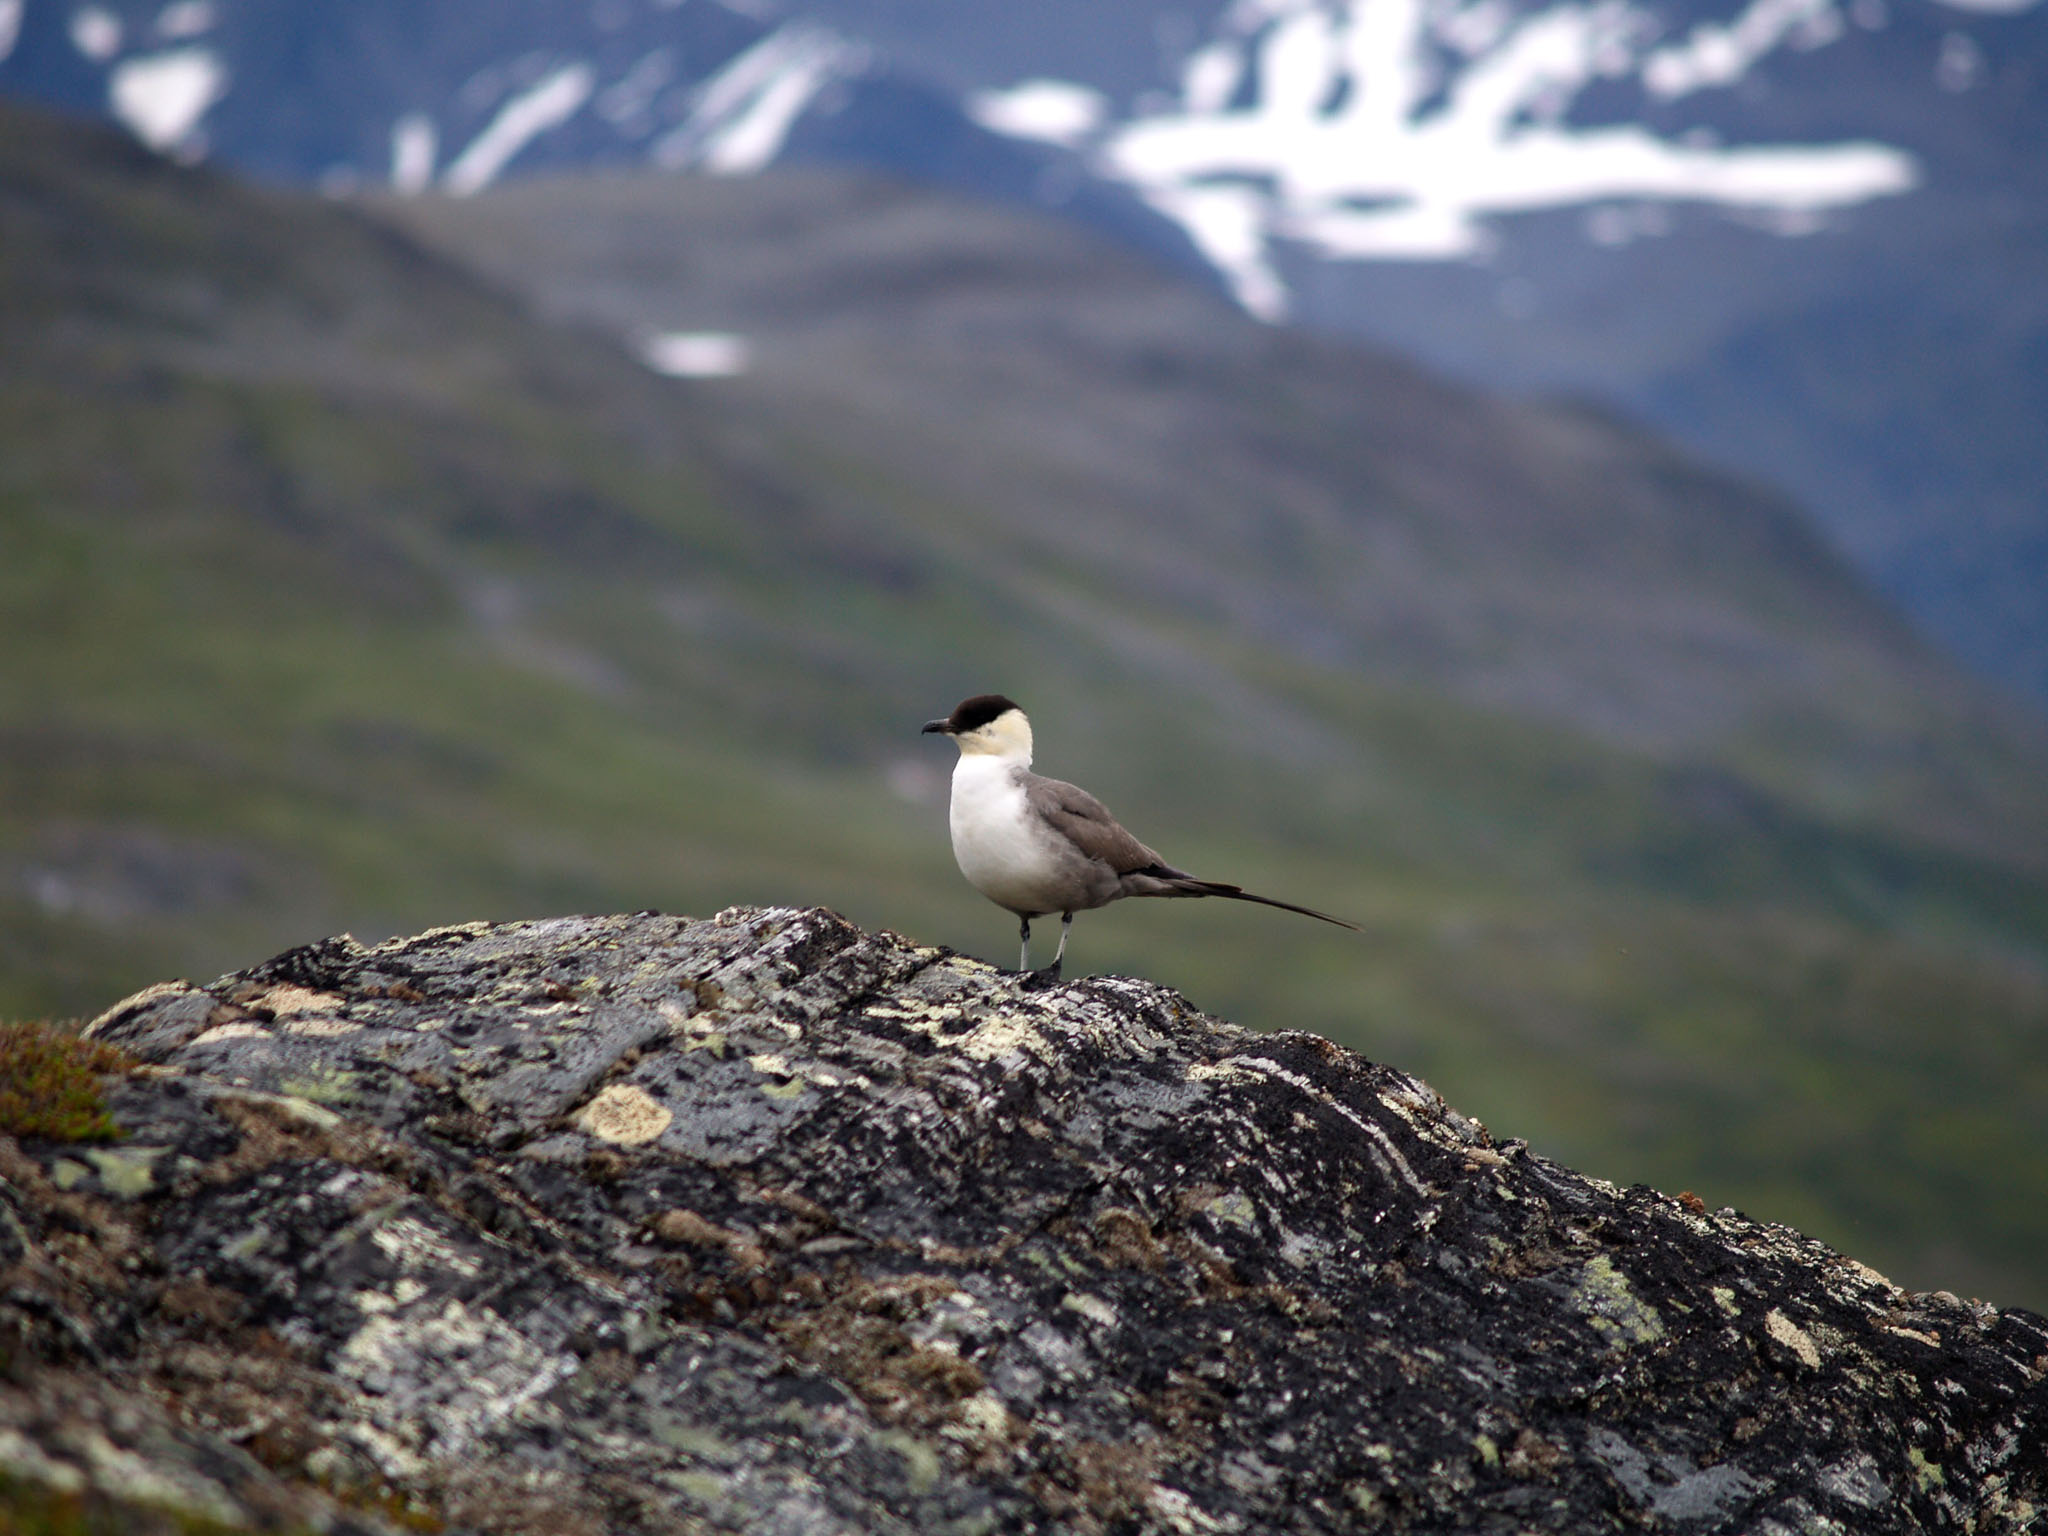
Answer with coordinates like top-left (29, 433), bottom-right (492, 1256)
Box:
top-left (1, 906), bottom-right (2042, 1533)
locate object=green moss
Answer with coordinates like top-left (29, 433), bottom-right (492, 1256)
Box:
top-left (0, 1020), bottom-right (130, 1143)
top-left (0, 1472), bottom-right (294, 1536)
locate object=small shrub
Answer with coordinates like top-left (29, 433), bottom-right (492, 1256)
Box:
top-left (0, 1020), bottom-right (131, 1143)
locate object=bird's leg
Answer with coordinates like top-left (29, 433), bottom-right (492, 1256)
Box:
top-left (1018, 914), bottom-right (1032, 973)
top-left (1046, 911), bottom-right (1073, 976)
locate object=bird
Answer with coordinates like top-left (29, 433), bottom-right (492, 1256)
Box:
top-left (921, 694), bottom-right (1359, 975)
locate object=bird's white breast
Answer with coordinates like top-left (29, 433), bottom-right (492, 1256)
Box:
top-left (948, 755), bottom-right (1065, 914)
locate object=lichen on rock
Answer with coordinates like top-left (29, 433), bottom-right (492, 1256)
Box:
top-left (0, 906), bottom-right (2041, 1533)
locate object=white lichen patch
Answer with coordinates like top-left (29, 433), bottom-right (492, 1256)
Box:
top-left (1837, 1258), bottom-right (1897, 1294)
top-left (0, 1425), bottom-right (87, 1493)
top-left (81, 1429), bottom-right (243, 1526)
top-left (1277, 1228), bottom-right (1332, 1269)
top-left (376, 920), bottom-right (488, 951)
top-left (1818, 1452), bottom-right (1890, 1508)
top-left (1766, 1307), bottom-right (1823, 1369)
top-left (371, 1215), bottom-right (483, 1278)
top-left (1149, 1482), bottom-right (1230, 1533)
top-left (746, 1051), bottom-right (851, 1093)
top-left (576, 1082), bottom-right (672, 1145)
top-left (336, 1298), bottom-right (575, 1473)
top-left (356, 1278), bottom-right (430, 1315)
top-left (1712, 1286), bottom-right (1741, 1318)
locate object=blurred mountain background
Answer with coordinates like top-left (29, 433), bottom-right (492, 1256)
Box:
top-left (2, 0), bottom-right (2045, 1310)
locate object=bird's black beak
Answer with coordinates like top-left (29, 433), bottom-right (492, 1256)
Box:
top-left (921, 719), bottom-right (952, 735)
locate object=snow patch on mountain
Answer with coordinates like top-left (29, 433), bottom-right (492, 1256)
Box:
top-left (70, 6), bottom-right (121, 61)
top-left (640, 330), bottom-right (752, 377)
top-left (155, 1), bottom-right (216, 42)
top-left (652, 22), bottom-right (865, 176)
top-left (967, 78), bottom-right (1108, 148)
top-left (1644, 0), bottom-right (1844, 98)
top-left (973, 0), bottom-right (1923, 318)
top-left (444, 62), bottom-right (596, 196)
top-left (109, 45), bottom-right (224, 154)
top-left (390, 112), bottom-right (437, 195)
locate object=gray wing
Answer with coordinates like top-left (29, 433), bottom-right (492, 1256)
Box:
top-left (1023, 774), bottom-right (1176, 876)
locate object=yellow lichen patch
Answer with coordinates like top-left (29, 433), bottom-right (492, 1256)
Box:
top-left (216, 1088), bottom-right (343, 1131)
top-left (576, 1083), bottom-right (672, 1146)
top-left (283, 1016), bottom-right (362, 1037)
top-left (84, 1144), bottom-right (165, 1198)
top-left (867, 1430), bottom-right (942, 1496)
top-left (191, 1022), bottom-right (271, 1047)
top-left (1839, 1258), bottom-right (1896, 1291)
top-left (1766, 1308), bottom-right (1823, 1369)
top-left (279, 1065), bottom-right (358, 1106)
top-left (0, 1019), bottom-right (132, 1142)
top-left (1203, 1191), bottom-right (1259, 1229)
top-left (1574, 1256), bottom-right (1665, 1348)
top-left (878, 1000), bottom-right (1050, 1064)
top-left (83, 979), bottom-right (200, 1037)
top-left (1907, 1446), bottom-right (1946, 1491)
top-left (254, 984), bottom-right (346, 1016)
top-left (1061, 1291), bottom-right (1119, 1328)
top-left (943, 1391), bottom-right (1016, 1447)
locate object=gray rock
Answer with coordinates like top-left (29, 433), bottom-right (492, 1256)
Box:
top-left (3, 906), bottom-right (2043, 1533)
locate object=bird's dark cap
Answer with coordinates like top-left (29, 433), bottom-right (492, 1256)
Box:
top-left (922, 694), bottom-right (1023, 735)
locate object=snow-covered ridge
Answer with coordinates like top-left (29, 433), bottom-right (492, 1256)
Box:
top-left (13, 0), bottom-right (2032, 321)
top-left (21, 0), bottom-right (868, 195)
top-left (651, 22), bottom-right (867, 177)
top-left (971, 0), bottom-right (1947, 318)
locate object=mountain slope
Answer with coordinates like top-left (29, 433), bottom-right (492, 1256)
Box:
top-left (376, 167), bottom-right (2046, 854)
top-left (853, 0), bottom-right (2048, 703)
top-left (3, 0), bottom-right (2043, 704)
top-left (2, 101), bottom-right (2046, 1307)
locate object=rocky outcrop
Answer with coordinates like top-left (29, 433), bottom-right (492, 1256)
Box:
top-left (3, 907), bottom-right (2043, 1533)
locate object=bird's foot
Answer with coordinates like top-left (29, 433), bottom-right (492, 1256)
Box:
top-left (1020, 959), bottom-right (1064, 991)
